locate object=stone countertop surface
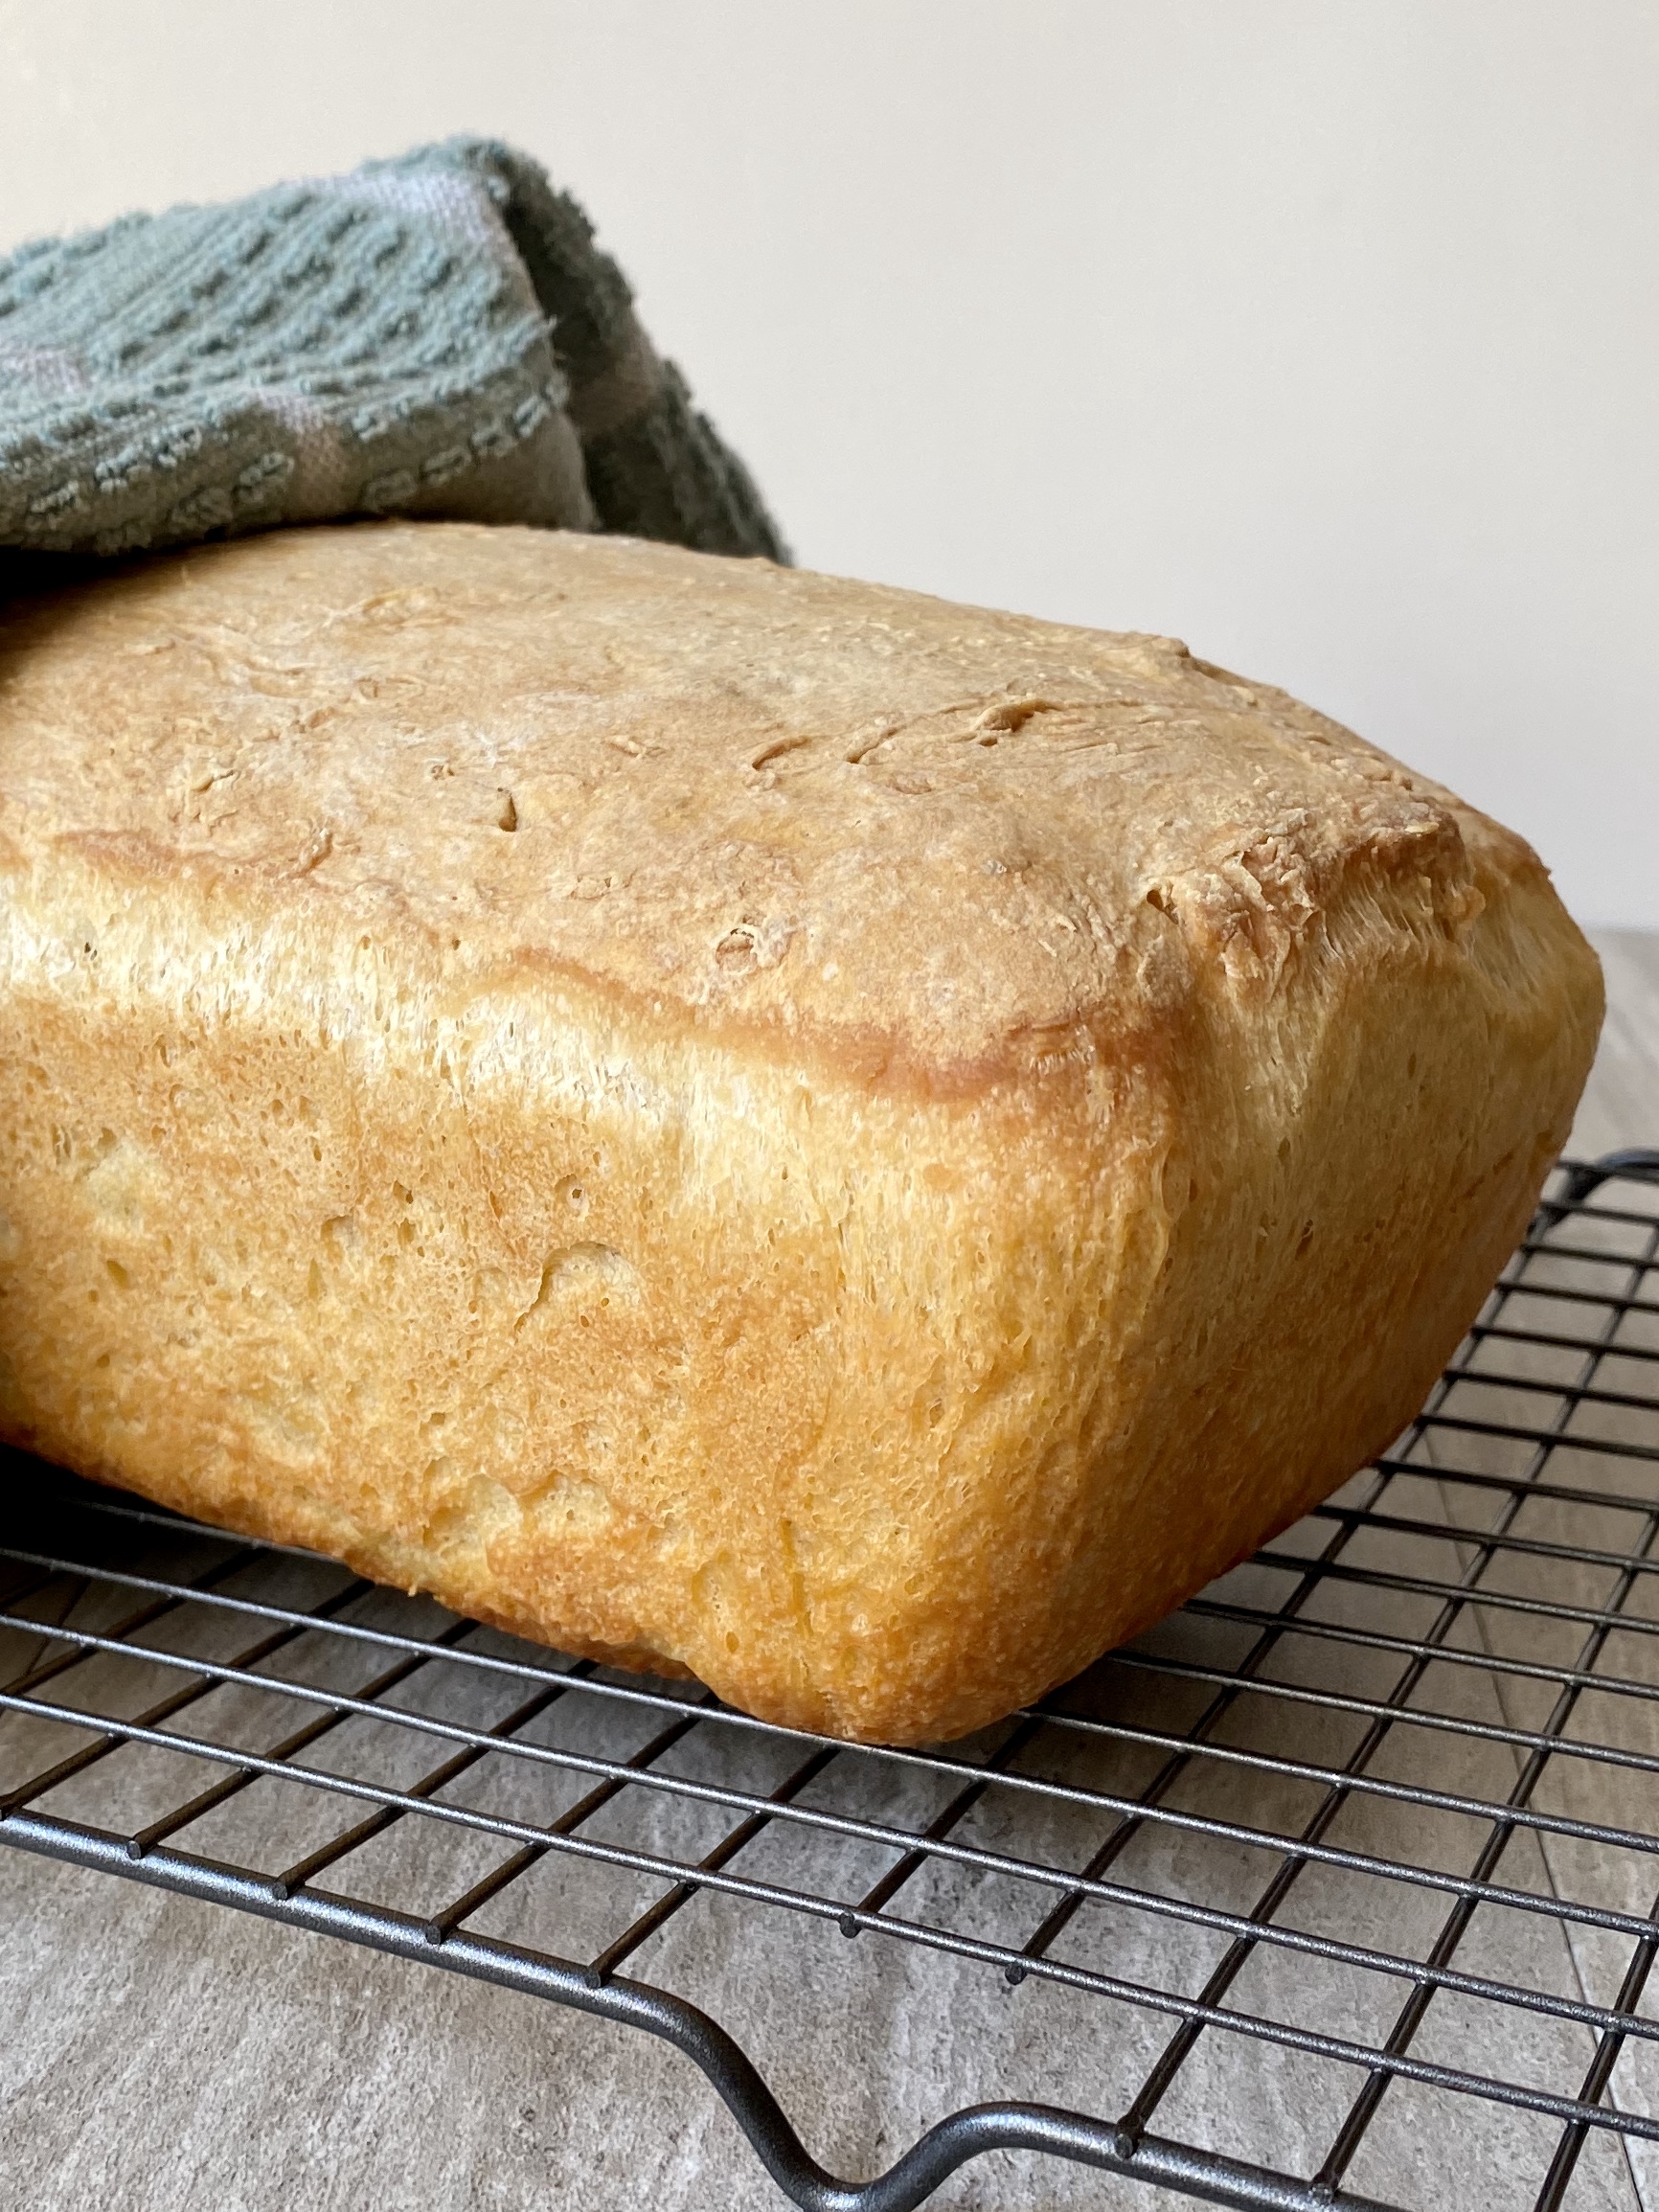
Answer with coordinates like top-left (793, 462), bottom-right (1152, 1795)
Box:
top-left (0, 929), bottom-right (1650, 2212)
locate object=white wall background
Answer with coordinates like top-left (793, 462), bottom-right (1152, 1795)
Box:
top-left (1, 0), bottom-right (1653, 928)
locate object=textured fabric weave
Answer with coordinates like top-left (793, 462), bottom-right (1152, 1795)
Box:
top-left (0, 138), bottom-right (785, 562)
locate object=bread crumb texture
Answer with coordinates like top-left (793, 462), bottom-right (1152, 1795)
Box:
top-left (0, 522), bottom-right (1602, 1740)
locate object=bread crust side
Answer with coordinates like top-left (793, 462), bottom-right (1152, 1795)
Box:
top-left (0, 835), bottom-right (1598, 1742)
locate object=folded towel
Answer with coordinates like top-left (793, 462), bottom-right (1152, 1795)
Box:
top-left (0, 136), bottom-right (785, 563)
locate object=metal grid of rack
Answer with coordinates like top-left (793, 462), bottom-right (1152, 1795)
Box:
top-left (3, 1150), bottom-right (1658, 2212)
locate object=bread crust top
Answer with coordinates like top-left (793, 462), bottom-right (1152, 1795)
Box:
top-left (0, 519), bottom-right (1546, 1095)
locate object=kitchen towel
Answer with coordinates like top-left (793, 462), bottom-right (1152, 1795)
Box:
top-left (0, 136), bottom-right (785, 563)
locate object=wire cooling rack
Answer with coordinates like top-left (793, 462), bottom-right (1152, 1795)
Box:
top-left (3, 1152), bottom-right (1658, 2212)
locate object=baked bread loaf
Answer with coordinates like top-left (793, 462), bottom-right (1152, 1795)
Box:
top-left (0, 523), bottom-right (1601, 1742)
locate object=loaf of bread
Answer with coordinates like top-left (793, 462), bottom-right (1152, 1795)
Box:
top-left (0, 523), bottom-right (1601, 1741)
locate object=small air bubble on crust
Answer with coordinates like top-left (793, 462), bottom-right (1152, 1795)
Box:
top-left (749, 735), bottom-right (815, 772)
top-left (715, 917), bottom-right (794, 974)
top-left (517, 1243), bottom-right (641, 1328)
top-left (496, 790), bottom-right (518, 832)
top-left (716, 925), bottom-right (758, 973)
top-left (321, 1215), bottom-right (360, 1258)
top-left (970, 696), bottom-right (1055, 736)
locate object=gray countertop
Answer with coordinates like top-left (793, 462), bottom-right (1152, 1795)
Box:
top-left (0, 930), bottom-right (1650, 2212)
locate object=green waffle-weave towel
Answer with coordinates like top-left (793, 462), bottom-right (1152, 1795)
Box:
top-left (0, 137), bottom-right (785, 562)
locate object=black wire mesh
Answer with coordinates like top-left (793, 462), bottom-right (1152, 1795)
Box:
top-left (3, 1151), bottom-right (1658, 2212)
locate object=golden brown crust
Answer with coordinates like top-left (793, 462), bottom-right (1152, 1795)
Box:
top-left (0, 520), bottom-right (1525, 1093)
top-left (0, 522), bottom-right (1602, 1740)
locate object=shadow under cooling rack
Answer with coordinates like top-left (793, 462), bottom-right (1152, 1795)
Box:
top-left (4, 1151), bottom-right (1659, 2212)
